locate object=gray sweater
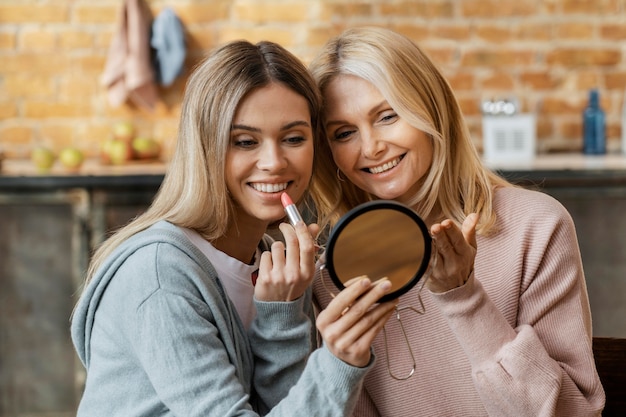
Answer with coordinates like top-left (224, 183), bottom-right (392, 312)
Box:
top-left (71, 220), bottom-right (370, 416)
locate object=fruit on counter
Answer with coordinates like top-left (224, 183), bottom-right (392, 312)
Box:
top-left (99, 138), bottom-right (115, 164)
top-left (112, 121), bottom-right (135, 142)
top-left (31, 146), bottom-right (56, 172)
top-left (107, 138), bottom-right (134, 165)
top-left (59, 147), bottom-right (84, 171)
top-left (131, 137), bottom-right (161, 160)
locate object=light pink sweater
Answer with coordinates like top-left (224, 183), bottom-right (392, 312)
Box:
top-left (314, 186), bottom-right (605, 416)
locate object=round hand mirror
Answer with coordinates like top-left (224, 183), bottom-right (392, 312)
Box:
top-left (324, 200), bottom-right (431, 303)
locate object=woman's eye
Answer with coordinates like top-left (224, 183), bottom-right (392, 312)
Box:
top-left (233, 138), bottom-right (257, 148)
top-left (379, 112), bottom-right (398, 123)
top-left (332, 129), bottom-right (354, 141)
top-left (284, 135), bottom-right (307, 145)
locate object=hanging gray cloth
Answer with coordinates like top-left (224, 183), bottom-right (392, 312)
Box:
top-left (151, 7), bottom-right (186, 87)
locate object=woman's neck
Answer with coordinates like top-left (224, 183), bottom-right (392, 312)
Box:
top-left (211, 221), bottom-right (267, 265)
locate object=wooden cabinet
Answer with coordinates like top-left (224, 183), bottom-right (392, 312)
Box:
top-left (0, 160), bottom-right (162, 416)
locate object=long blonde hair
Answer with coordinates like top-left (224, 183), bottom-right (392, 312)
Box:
top-left (84, 40), bottom-right (323, 285)
top-left (309, 27), bottom-right (510, 234)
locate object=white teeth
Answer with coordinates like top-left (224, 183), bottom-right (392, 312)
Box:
top-left (369, 156), bottom-right (401, 174)
top-left (250, 182), bottom-right (288, 193)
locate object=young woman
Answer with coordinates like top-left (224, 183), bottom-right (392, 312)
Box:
top-left (71, 39), bottom-right (397, 416)
top-left (309, 27), bottom-right (605, 416)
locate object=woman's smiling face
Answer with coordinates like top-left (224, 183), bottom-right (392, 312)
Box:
top-left (225, 82), bottom-right (314, 227)
top-left (323, 74), bottom-right (433, 204)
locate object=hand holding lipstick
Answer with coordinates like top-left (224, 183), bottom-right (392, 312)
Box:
top-left (253, 193), bottom-right (318, 302)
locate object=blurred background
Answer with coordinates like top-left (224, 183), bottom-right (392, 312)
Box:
top-left (2, 0), bottom-right (626, 158)
top-left (1, 0), bottom-right (626, 415)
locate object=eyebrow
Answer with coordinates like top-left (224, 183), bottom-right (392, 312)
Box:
top-left (325, 99), bottom-right (388, 128)
top-left (231, 120), bottom-right (311, 132)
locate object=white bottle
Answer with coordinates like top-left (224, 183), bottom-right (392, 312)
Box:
top-left (622, 91), bottom-right (626, 155)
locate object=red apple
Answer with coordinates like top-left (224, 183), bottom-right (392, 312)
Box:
top-left (31, 146), bottom-right (56, 172)
top-left (59, 147), bottom-right (84, 171)
top-left (131, 137), bottom-right (161, 160)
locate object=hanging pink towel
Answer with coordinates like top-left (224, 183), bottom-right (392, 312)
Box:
top-left (101, 0), bottom-right (158, 111)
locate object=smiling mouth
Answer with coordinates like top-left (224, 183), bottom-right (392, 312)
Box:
top-left (365, 154), bottom-right (404, 174)
top-left (249, 182), bottom-right (290, 193)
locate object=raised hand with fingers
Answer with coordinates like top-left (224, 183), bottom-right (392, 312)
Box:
top-left (254, 221), bottom-right (319, 302)
top-left (426, 213), bottom-right (479, 293)
top-left (316, 277), bottom-right (398, 367)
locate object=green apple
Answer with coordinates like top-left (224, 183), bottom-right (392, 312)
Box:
top-left (59, 147), bottom-right (84, 171)
top-left (107, 138), bottom-right (134, 165)
top-left (100, 137), bottom-right (115, 165)
top-left (132, 137), bottom-right (161, 160)
top-left (31, 146), bottom-right (55, 172)
top-left (113, 121), bottom-right (135, 142)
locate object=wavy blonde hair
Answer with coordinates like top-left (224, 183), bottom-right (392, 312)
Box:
top-left (309, 27), bottom-right (510, 235)
top-left (83, 40), bottom-right (323, 286)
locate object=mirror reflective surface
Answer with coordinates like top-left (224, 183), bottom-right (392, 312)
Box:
top-left (325, 200), bottom-right (431, 302)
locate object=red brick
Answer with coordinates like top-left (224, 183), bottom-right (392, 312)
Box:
top-left (605, 72), bottom-right (626, 90)
top-left (58, 30), bottom-right (94, 49)
top-left (480, 72), bottom-right (515, 90)
top-left (516, 23), bottom-right (552, 41)
top-left (462, 49), bottom-right (536, 66)
top-left (600, 23), bottom-right (626, 40)
top-left (556, 23), bottom-right (594, 39)
top-left (380, 1), bottom-right (454, 19)
top-left (24, 101), bottom-right (94, 118)
top-left (234, 2), bottom-right (310, 23)
top-left (446, 72), bottom-right (475, 91)
top-left (0, 101), bottom-right (18, 118)
top-left (0, 5), bottom-right (68, 23)
top-left (475, 25), bottom-right (513, 43)
top-left (0, 32), bottom-right (16, 49)
top-left (562, 0), bottom-right (618, 14)
top-left (391, 24), bottom-right (430, 42)
top-left (174, 3), bottom-right (230, 24)
top-left (185, 27), bottom-right (216, 51)
top-left (72, 4), bottom-right (118, 24)
top-left (20, 30), bottom-right (56, 50)
top-left (320, 3), bottom-right (373, 20)
top-left (546, 48), bottom-right (621, 66)
top-left (4, 75), bottom-right (56, 98)
top-left (431, 24), bottom-right (471, 41)
top-left (461, 1), bottom-right (535, 17)
top-left (521, 71), bottom-right (557, 90)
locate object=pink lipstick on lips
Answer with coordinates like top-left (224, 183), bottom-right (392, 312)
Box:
top-left (281, 192), bottom-right (304, 226)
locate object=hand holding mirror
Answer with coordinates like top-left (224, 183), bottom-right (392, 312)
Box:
top-left (319, 200), bottom-right (436, 380)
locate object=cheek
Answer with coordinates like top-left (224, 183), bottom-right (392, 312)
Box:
top-left (329, 143), bottom-right (355, 170)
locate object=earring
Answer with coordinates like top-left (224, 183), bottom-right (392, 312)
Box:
top-left (336, 168), bottom-right (345, 182)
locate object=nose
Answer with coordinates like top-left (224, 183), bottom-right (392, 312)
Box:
top-left (361, 129), bottom-right (386, 159)
top-left (257, 142), bottom-right (288, 172)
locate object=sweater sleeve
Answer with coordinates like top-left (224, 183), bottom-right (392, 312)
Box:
top-left (248, 288), bottom-right (313, 412)
top-left (430, 201), bottom-right (605, 416)
top-left (127, 241), bottom-right (371, 417)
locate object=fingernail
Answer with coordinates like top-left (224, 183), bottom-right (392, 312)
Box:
top-left (380, 280), bottom-right (391, 291)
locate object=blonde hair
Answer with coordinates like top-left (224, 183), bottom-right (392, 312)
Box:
top-left (84, 40), bottom-right (323, 285)
top-left (309, 27), bottom-right (510, 234)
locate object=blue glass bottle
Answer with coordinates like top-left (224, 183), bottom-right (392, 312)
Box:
top-left (583, 89), bottom-right (606, 155)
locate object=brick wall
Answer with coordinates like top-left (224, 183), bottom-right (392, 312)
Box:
top-left (1, 0), bottom-right (626, 160)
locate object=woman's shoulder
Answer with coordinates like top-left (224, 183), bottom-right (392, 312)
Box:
top-left (493, 186), bottom-right (570, 220)
top-left (488, 186), bottom-right (577, 243)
